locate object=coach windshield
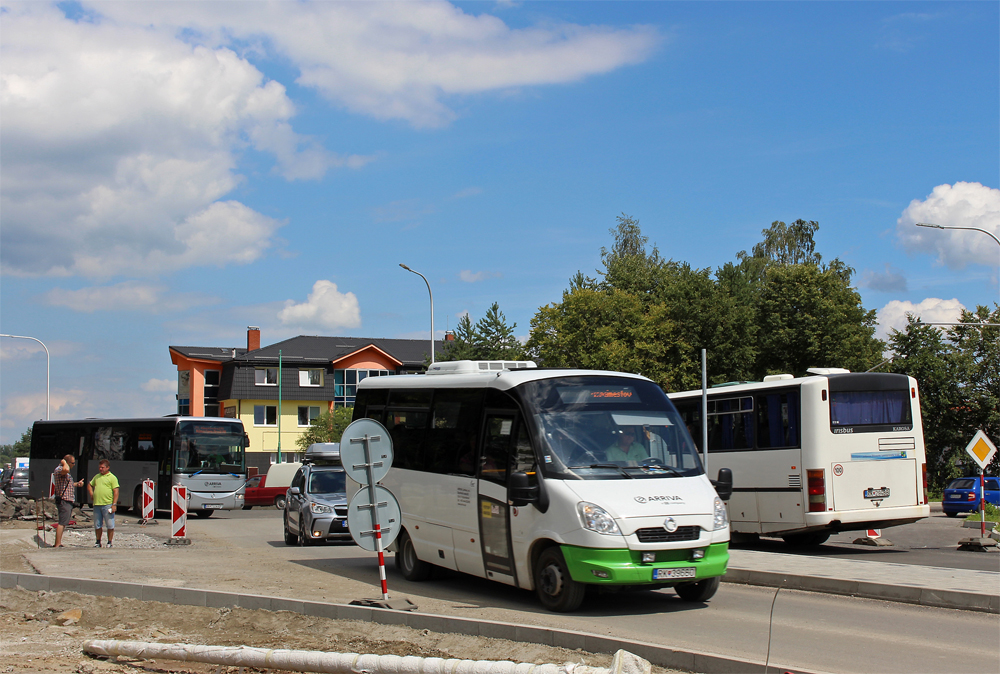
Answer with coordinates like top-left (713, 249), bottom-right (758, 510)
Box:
top-left (174, 421), bottom-right (246, 474)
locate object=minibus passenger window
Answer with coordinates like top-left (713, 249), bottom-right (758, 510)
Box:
top-left (481, 416), bottom-right (513, 485)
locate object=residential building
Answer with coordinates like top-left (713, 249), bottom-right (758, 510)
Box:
top-left (169, 327), bottom-right (444, 471)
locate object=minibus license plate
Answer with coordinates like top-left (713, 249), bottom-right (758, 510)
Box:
top-left (654, 568), bottom-right (696, 580)
top-left (864, 488), bottom-right (890, 499)
top-left (203, 503), bottom-right (223, 509)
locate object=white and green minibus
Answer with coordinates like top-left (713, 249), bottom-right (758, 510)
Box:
top-left (352, 361), bottom-right (732, 612)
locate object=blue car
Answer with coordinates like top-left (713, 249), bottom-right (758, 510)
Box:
top-left (942, 476), bottom-right (1000, 517)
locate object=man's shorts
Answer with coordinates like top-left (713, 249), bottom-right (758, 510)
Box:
top-left (56, 499), bottom-right (73, 526)
top-left (93, 505), bottom-right (115, 530)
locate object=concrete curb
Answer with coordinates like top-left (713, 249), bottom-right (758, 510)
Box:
top-left (1, 571), bottom-right (826, 674)
top-left (722, 568), bottom-right (1000, 614)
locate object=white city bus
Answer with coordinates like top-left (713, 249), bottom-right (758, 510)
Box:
top-left (30, 417), bottom-right (249, 517)
top-left (668, 368), bottom-right (929, 546)
top-left (352, 361), bottom-right (733, 612)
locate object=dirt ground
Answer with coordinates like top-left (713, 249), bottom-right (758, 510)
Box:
top-left (0, 520), bottom-right (678, 674)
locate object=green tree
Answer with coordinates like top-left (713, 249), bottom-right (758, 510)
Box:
top-left (0, 427), bottom-right (31, 467)
top-left (295, 407), bottom-right (354, 450)
top-left (439, 303), bottom-right (525, 361)
top-left (755, 262), bottom-right (882, 376)
top-left (740, 219), bottom-right (823, 267)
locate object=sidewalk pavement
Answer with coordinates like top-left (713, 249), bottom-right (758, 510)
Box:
top-left (725, 548), bottom-right (999, 614)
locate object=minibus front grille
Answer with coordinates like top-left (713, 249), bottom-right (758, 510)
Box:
top-left (635, 526), bottom-right (701, 543)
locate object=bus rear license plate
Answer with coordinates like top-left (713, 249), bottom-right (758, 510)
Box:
top-left (864, 488), bottom-right (890, 499)
top-left (204, 503), bottom-right (223, 509)
top-left (654, 568), bottom-right (696, 580)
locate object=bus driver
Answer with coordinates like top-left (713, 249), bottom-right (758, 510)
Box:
top-left (606, 427), bottom-right (648, 466)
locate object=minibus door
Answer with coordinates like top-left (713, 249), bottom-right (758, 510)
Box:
top-left (478, 413), bottom-right (517, 586)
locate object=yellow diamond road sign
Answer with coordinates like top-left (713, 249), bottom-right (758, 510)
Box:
top-left (965, 430), bottom-right (997, 470)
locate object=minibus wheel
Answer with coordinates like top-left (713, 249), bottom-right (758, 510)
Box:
top-left (534, 547), bottom-right (585, 612)
top-left (396, 529), bottom-right (431, 581)
top-left (674, 576), bottom-right (720, 602)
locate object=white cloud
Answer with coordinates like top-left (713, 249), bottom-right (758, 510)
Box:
top-left (141, 378), bottom-right (177, 393)
top-left (95, 1), bottom-right (661, 129)
top-left (459, 269), bottom-right (502, 283)
top-left (875, 297), bottom-right (965, 340)
top-left (42, 281), bottom-right (217, 313)
top-left (896, 182), bottom-right (1000, 269)
top-left (278, 280), bottom-right (362, 331)
top-left (0, 3), bottom-right (360, 278)
top-left (450, 187), bottom-right (484, 200)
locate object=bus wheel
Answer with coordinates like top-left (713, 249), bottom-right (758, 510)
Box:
top-left (396, 529), bottom-right (431, 581)
top-left (782, 532), bottom-right (829, 547)
top-left (130, 486), bottom-right (144, 515)
top-left (275, 495), bottom-right (287, 510)
top-left (194, 510), bottom-right (213, 518)
top-left (534, 547), bottom-right (585, 612)
top-left (675, 576), bottom-right (720, 603)
top-left (242, 505), bottom-right (252, 510)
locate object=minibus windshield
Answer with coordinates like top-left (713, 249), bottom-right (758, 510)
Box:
top-left (516, 376), bottom-right (703, 480)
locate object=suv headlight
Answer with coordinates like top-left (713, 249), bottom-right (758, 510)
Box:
top-left (713, 496), bottom-right (729, 530)
top-left (310, 502), bottom-right (333, 514)
top-left (577, 502), bottom-right (620, 535)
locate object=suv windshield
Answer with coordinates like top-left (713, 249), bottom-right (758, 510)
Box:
top-left (308, 469), bottom-right (346, 494)
top-left (516, 375), bottom-right (704, 480)
top-left (175, 421), bottom-right (245, 474)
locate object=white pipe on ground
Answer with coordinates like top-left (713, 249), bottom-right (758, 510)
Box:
top-left (82, 641), bottom-right (652, 674)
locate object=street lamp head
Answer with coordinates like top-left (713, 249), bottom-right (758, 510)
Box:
top-left (915, 222), bottom-right (944, 229)
top-left (399, 263), bottom-right (411, 271)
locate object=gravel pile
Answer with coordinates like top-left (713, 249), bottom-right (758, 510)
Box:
top-left (41, 527), bottom-right (165, 549)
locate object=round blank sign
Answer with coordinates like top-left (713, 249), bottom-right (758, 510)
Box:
top-left (340, 418), bottom-right (393, 485)
top-left (348, 485), bottom-right (402, 551)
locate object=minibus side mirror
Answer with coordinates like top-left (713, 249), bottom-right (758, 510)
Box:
top-left (508, 471), bottom-right (539, 507)
top-left (712, 468), bottom-right (733, 501)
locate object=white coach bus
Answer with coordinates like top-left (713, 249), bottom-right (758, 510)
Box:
top-left (352, 361), bottom-right (733, 612)
top-left (668, 368), bottom-right (929, 546)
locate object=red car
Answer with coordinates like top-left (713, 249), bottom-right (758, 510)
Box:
top-left (243, 462), bottom-right (301, 509)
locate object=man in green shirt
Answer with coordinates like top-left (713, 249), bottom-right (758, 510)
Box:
top-left (88, 459), bottom-right (120, 548)
top-left (606, 427), bottom-right (649, 466)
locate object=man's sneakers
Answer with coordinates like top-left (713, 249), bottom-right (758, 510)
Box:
top-left (94, 541), bottom-right (102, 547)
top-left (106, 542), bottom-right (113, 548)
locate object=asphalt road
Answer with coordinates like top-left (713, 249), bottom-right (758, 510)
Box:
top-left (731, 502), bottom-right (1000, 572)
top-left (137, 505), bottom-right (999, 674)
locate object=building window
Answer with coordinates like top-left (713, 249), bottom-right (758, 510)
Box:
top-left (333, 369), bottom-right (392, 407)
top-left (298, 406), bottom-right (321, 426)
top-left (254, 405), bottom-right (277, 426)
top-left (204, 370), bottom-right (221, 417)
top-left (255, 368), bottom-right (278, 386)
top-left (178, 398), bottom-right (190, 416)
top-left (299, 369), bottom-right (324, 387)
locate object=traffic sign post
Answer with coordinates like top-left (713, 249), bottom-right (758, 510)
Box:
top-left (958, 430), bottom-right (998, 550)
top-left (964, 430), bottom-right (997, 539)
top-left (340, 418), bottom-right (414, 611)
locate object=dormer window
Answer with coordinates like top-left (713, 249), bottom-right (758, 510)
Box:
top-left (299, 369), bottom-right (324, 387)
top-left (255, 368), bottom-right (278, 386)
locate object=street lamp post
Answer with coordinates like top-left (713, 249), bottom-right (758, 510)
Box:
top-left (399, 264), bottom-right (435, 364)
top-left (0, 334), bottom-right (50, 419)
top-left (916, 222), bottom-right (1000, 306)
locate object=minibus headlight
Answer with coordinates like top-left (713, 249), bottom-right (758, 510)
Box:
top-left (310, 502), bottom-right (333, 514)
top-left (713, 497), bottom-right (729, 530)
top-left (577, 502), bottom-right (620, 535)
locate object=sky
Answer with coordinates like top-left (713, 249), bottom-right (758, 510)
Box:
top-left (1, 1), bottom-right (998, 445)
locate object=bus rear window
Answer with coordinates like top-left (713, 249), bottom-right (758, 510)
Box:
top-left (830, 390), bottom-right (912, 427)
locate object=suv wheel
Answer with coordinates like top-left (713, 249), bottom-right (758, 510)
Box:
top-left (283, 514), bottom-right (296, 545)
top-left (298, 515), bottom-right (314, 546)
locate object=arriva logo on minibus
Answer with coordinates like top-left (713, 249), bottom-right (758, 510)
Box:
top-left (634, 495), bottom-right (684, 504)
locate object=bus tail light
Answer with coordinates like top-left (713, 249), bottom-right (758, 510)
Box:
top-left (921, 463), bottom-right (928, 504)
top-left (807, 469), bottom-right (826, 512)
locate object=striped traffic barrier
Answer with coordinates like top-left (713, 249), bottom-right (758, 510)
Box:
top-left (169, 486), bottom-right (188, 544)
top-left (141, 479), bottom-right (155, 521)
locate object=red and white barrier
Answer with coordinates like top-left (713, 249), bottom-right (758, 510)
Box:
top-left (171, 486), bottom-right (187, 539)
top-left (141, 479), bottom-right (155, 520)
top-left (49, 473), bottom-right (56, 498)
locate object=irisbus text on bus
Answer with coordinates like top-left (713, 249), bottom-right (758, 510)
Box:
top-left (668, 368), bottom-right (929, 546)
top-left (352, 361), bottom-right (734, 612)
top-left (29, 417), bottom-right (249, 517)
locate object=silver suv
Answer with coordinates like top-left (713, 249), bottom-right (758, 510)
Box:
top-left (282, 444), bottom-right (350, 546)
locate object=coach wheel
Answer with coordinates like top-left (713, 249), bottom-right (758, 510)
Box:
top-left (194, 510), bottom-right (213, 519)
top-left (533, 546), bottom-right (585, 612)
